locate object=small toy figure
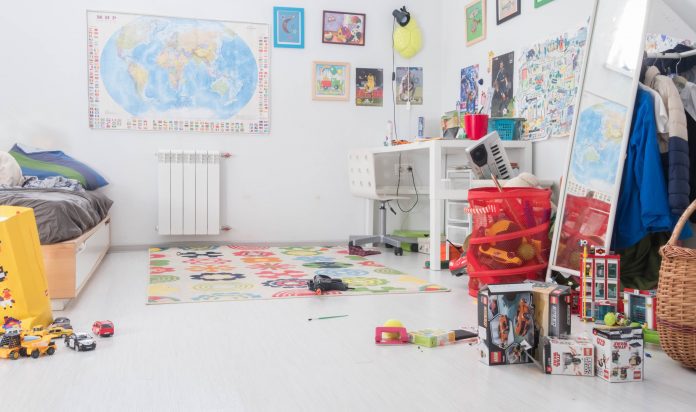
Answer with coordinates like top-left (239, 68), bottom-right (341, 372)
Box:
top-left (64, 333), bottom-right (96, 351)
top-left (629, 352), bottom-right (642, 367)
top-left (92, 320), bottom-right (115, 337)
top-left (0, 266), bottom-right (7, 283)
top-left (489, 298), bottom-right (499, 316)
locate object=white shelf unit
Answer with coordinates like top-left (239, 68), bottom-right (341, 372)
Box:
top-left (444, 169), bottom-right (472, 263)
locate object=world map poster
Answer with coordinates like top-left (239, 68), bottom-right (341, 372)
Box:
top-left (88, 11), bottom-right (270, 133)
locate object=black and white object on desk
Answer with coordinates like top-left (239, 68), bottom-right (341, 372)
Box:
top-left (464, 131), bottom-right (516, 180)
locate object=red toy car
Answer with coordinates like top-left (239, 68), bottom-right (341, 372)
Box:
top-left (92, 321), bottom-right (115, 337)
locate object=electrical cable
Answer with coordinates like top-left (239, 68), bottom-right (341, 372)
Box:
top-left (395, 153), bottom-right (419, 213)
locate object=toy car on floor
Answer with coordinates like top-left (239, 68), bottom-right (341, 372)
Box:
top-left (65, 333), bottom-right (96, 351)
top-left (52, 317), bottom-right (71, 327)
top-left (46, 324), bottom-right (73, 340)
top-left (307, 274), bottom-right (352, 295)
top-left (92, 320), bottom-right (115, 337)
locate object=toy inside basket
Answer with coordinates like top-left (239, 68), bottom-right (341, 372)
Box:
top-left (488, 117), bottom-right (525, 141)
top-left (465, 187), bottom-right (552, 296)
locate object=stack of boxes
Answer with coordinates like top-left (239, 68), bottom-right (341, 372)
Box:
top-left (477, 282), bottom-right (644, 382)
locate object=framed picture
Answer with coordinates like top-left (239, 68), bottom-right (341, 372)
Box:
top-left (322, 11), bottom-right (365, 46)
top-left (465, 0), bottom-right (486, 46)
top-left (273, 7), bottom-right (304, 48)
top-left (534, 0), bottom-right (554, 8)
top-left (312, 61), bottom-right (350, 101)
top-left (355, 68), bottom-right (383, 107)
top-left (496, 0), bottom-right (521, 24)
top-left (395, 67), bottom-right (423, 105)
top-left (460, 64), bottom-right (480, 113)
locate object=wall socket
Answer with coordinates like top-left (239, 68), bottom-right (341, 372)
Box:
top-left (394, 163), bottom-right (413, 175)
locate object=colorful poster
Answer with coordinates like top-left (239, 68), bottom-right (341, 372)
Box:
top-left (322, 11), bottom-right (366, 46)
top-left (395, 67), bottom-right (423, 105)
top-left (87, 11), bottom-right (270, 133)
top-left (460, 65), bottom-right (480, 113)
top-left (465, 1), bottom-right (486, 46)
top-left (312, 61), bottom-right (350, 101)
top-left (355, 68), bottom-right (383, 107)
top-left (496, 0), bottom-right (521, 25)
top-left (273, 7), bottom-right (304, 48)
top-left (517, 26), bottom-right (588, 141)
top-left (491, 52), bottom-right (514, 117)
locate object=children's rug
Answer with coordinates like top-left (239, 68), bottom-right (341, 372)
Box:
top-left (147, 245), bottom-right (450, 305)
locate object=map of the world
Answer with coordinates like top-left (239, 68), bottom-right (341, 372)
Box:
top-left (88, 12), bottom-right (269, 133)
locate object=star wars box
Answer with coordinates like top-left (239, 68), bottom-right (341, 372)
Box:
top-left (543, 336), bottom-right (594, 376)
top-left (525, 281), bottom-right (572, 363)
top-left (478, 283), bottom-right (535, 365)
top-left (593, 326), bottom-right (644, 382)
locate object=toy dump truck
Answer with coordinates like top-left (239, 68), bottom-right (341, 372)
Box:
top-left (0, 330), bottom-right (56, 360)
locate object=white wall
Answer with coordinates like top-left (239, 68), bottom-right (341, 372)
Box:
top-left (0, 0), bottom-right (444, 247)
top-left (647, 0), bottom-right (696, 45)
top-left (438, 0), bottom-right (595, 181)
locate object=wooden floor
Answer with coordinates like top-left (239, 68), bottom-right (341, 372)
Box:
top-left (3, 248), bottom-right (695, 411)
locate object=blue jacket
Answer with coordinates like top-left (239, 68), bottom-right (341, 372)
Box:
top-left (613, 89), bottom-right (692, 249)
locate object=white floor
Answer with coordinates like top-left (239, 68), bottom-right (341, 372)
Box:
top-left (3, 248), bottom-right (696, 411)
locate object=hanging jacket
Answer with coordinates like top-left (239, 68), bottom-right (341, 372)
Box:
top-left (644, 66), bottom-right (690, 216)
top-left (613, 89), bottom-right (674, 249)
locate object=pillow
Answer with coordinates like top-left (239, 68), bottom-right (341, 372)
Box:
top-left (9, 144), bottom-right (108, 190)
top-left (0, 151), bottom-right (23, 186)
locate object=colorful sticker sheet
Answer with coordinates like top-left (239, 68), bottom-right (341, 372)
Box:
top-left (516, 27), bottom-right (588, 141)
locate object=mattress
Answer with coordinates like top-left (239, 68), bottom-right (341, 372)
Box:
top-left (0, 188), bottom-right (113, 244)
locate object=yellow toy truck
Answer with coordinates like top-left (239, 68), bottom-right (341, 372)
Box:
top-left (0, 329), bottom-right (56, 360)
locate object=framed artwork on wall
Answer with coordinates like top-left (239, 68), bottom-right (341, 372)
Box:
top-left (534, 0), bottom-right (554, 8)
top-left (273, 7), bottom-right (304, 48)
top-left (312, 61), bottom-right (350, 101)
top-left (322, 11), bottom-right (366, 46)
top-left (355, 68), bottom-right (383, 107)
top-left (395, 67), bottom-right (423, 105)
top-left (465, 0), bottom-right (486, 46)
top-left (496, 0), bottom-right (521, 25)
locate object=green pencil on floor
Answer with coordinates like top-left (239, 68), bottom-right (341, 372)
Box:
top-left (308, 315), bottom-right (349, 321)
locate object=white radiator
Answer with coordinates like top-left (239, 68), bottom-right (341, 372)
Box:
top-left (157, 150), bottom-right (220, 235)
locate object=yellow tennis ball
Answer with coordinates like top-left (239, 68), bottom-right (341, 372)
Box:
top-left (383, 319), bottom-right (404, 339)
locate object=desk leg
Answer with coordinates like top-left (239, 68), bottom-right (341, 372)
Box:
top-left (429, 145), bottom-right (442, 271)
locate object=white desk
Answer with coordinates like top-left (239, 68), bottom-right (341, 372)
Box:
top-left (359, 139), bottom-right (533, 271)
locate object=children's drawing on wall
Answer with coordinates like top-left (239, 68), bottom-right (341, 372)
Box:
top-left (644, 33), bottom-right (693, 53)
top-left (517, 26), bottom-right (588, 141)
top-left (322, 11), bottom-right (366, 46)
top-left (356, 68), bottom-right (383, 107)
top-left (312, 61), bottom-right (350, 101)
top-left (460, 65), bottom-right (480, 113)
top-left (491, 52), bottom-right (514, 117)
top-left (396, 67), bottom-right (423, 105)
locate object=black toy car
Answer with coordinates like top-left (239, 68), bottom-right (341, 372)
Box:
top-left (64, 333), bottom-right (96, 351)
top-left (52, 317), bottom-right (71, 327)
top-left (308, 274), bottom-right (352, 295)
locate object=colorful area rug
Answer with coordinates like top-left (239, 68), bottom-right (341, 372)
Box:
top-left (147, 245), bottom-right (450, 304)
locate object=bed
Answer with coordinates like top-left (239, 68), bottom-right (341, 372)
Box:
top-left (0, 188), bottom-right (113, 306)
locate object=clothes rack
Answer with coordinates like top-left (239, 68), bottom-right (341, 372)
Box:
top-left (646, 48), bottom-right (696, 60)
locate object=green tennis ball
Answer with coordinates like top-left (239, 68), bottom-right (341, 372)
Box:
top-left (604, 312), bottom-right (617, 326)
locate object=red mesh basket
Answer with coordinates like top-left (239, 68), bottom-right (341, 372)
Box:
top-left (466, 187), bottom-right (552, 297)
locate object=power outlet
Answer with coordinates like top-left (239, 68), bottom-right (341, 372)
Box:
top-left (394, 163), bottom-right (413, 175)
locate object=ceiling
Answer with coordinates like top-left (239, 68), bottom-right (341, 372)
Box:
top-left (662, 0), bottom-right (696, 34)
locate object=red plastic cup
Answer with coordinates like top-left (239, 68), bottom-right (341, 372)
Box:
top-left (464, 114), bottom-right (489, 140)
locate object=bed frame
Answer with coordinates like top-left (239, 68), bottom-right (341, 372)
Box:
top-left (41, 215), bottom-right (111, 310)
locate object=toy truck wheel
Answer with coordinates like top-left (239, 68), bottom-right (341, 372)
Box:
top-left (394, 247), bottom-right (403, 256)
top-left (10, 351), bottom-right (19, 360)
top-left (47, 347), bottom-right (56, 356)
top-left (31, 349), bottom-right (40, 359)
top-left (19, 348), bottom-right (27, 357)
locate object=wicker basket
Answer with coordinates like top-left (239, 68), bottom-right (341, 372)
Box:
top-left (657, 200), bottom-right (696, 369)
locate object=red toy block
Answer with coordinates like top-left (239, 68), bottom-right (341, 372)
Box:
top-left (375, 326), bottom-right (409, 344)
